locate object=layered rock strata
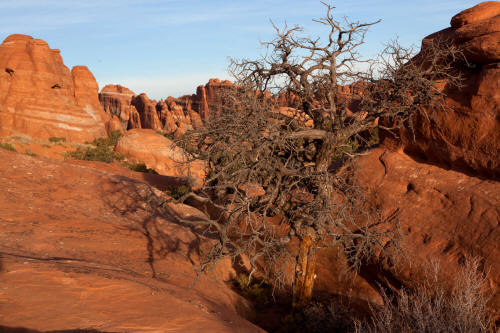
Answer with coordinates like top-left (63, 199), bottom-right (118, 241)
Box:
top-left (0, 34), bottom-right (108, 143)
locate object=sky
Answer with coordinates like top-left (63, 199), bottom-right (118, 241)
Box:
top-left (0, 0), bottom-right (481, 100)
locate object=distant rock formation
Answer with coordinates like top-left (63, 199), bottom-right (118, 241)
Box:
top-left (99, 78), bottom-right (235, 138)
top-left (0, 34), bottom-right (109, 143)
top-left (381, 1), bottom-right (500, 178)
top-left (99, 84), bottom-right (138, 130)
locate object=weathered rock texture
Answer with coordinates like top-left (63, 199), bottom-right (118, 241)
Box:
top-left (356, 1), bottom-right (500, 315)
top-left (353, 147), bottom-right (500, 312)
top-left (382, 1), bottom-right (500, 178)
top-left (99, 84), bottom-right (138, 130)
top-left (99, 78), bottom-right (235, 137)
top-left (0, 149), bottom-right (261, 332)
top-left (115, 129), bottom-right (206, 189)
top-left (0, 34), bottom-right (109, 143)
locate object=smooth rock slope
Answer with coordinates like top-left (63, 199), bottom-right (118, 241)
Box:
top-left (0, 149), bottom-right (261, 333)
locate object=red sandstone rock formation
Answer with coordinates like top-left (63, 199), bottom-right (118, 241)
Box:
top-left (0, 34), bottom-right (109, 143)
top-left (353, 147), bottom-right (500, 313)
top-left (115, 129), bottom-right (206, 189)
top-left (382, 2), bottom-right (500, 178)
top-left (98, 78), bottom-right (236, 136)
top-left (99, 84), bottom-right (138, 130)
top-left (131, 93), bottom-right (163, 131)
top-left (353, 1), bottom-right (500, 315)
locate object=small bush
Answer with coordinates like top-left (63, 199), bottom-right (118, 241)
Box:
top-left (166, 185), bottom-right (191, 200)
top-left (277, 302), bottom-right (357, 333)
top-left (124, 162), bottom-right (158, 174)
top-left (356, 257), bottom-right (495, 333)
top-left (91, 130), bottom-right (122, 148)
top-left (65, 131), bottom-right (123, 163)
top-left (24, 150), bottom-right (37, 157)
top-left (0, 142), bottom-right (17, 152)
top-left (66, 145), bottom-right (124, 163)
top-left (233, 273), bottom-right (272, 305)
top-left (49, 137), bottom-right (66, 144)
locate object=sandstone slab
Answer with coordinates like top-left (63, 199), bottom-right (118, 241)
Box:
top-left (115, 129), bottom-right (206, 189)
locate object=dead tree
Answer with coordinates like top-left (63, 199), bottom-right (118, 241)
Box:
top-left (176, 2), bottom-right (464, 309)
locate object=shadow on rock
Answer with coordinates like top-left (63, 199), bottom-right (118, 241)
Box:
top-left (0, 327), bottom-right (118, 333)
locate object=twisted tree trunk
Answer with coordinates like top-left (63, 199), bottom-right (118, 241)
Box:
top-left (292, 235), bottom-right (317, 309)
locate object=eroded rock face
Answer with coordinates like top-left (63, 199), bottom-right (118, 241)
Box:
top-left (0, 34), bottom-right (108, 143)
top-left (451, 1), bottom-right (500, 28)
top-left (353, 2), bottom-right (500, 315)
top-left (353, 147), bottom-right (500, 311)
top-left (381, 2), bottom-right (500, 178)
top-left (98, 78), bottom-right (236, 137)
top-left (0, 149), bottom-right (260, 332)
top-left (115, 129), bottom-right (206, 189)
top-left (99, 84), bottom-right (137, 130)
top-left (131, 93), bottom-right (162, 131)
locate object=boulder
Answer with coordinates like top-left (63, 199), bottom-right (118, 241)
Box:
top-left (381, 2), bottom-right (500, 178)
top-left (450, 1), bottom-right (500, 28)
top-left (115, 129), bottom-right (205, 188)
top-left (0, 34), bottom-right (108, 143)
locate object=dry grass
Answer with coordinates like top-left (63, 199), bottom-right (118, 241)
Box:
top-left (356, 257), bottom-right (496, 333)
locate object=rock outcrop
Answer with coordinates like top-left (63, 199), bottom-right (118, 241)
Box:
top-left (98, 78), bottom-right (236, 137)
top-left (353, 147), bottom-right (500, 311)
top-left (99, 84), bottom-right (138, 130)
top-left (131, 93), bottom-right (162, 131)
top-left (0, 149), bottom-right (261, 332)
top-left (381, 2), bottom-right (500, 178)
top-left (0, 34), bottom-right (108, 143)
top-left (115, 129), bottom-right (206, 189)
top-left (354, 1), bottom-right (500, 314)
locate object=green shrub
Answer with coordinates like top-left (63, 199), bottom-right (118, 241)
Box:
top-left (65, 131), bottom-right (124, 163)
top-left (91, 130), bottom-right (122, 148)
top-left (166, 185), bottom-right (191, 200)
top-left (233, 273), bottom-right (272, 304)
top-left (0, 143), bottom-right (17, 152)
top-left (124, 162), bottom-right (158, 174)
top-left (49, 137), bottom-right (66, 144)
top-left (66, 145), bottom-right (124, 163)
top-left (24, 150), bottom-right (37, 157)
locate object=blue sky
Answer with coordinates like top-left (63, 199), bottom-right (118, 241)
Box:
top-left (0, 0), bottom-right (480, 99)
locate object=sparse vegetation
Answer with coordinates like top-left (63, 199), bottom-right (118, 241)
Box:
top-left (124, 162), bottom-right (158, 174)
top-left (65, 130), bottom-right (124, 163)
top-left (0, 142), bottom-right (17, 152)
top-left (24, 150), bottom-right (37, 157)
top-left (49, 136), bottom-right (66, 144)
top-left (356, 257), bottom-right (495, 333)
top-left (166, 185), bottom-right (190, 200)
top-left (233, 273), bottom-right (272, 304)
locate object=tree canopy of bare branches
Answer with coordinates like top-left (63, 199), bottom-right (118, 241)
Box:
top-left (177, 2), bottom-right (465, 309)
